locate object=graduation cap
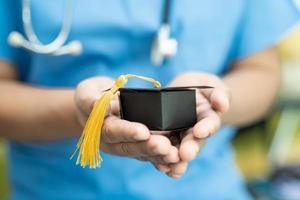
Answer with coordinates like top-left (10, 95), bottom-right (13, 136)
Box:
top-left (119, 86), bottom-right (212, 131)
top-left (72, 74), bottom-right (212, 168)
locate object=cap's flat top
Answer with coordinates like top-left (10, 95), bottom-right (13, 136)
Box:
top-left (119, 86), bottom-right (213, 92)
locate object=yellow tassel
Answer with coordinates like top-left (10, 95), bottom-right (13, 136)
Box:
top-left (72, 74), bottom-right (161, 168)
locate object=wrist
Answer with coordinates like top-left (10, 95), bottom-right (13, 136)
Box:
top-left (45, 89), bottom-right (82, 138)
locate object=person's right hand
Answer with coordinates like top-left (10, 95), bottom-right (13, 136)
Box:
top-left (74, 76), bottom-right (179, 171)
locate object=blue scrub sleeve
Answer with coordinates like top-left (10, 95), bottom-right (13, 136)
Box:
top-left (235, 0), bottom-right (300, 59)
top-left (0, 0), bottom-right (29, 80)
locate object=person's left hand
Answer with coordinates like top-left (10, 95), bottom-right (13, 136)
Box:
top-left (153, 72), bottom-right (230, 179)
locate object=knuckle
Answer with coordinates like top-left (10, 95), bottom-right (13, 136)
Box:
top-left (101, 129), bottom-right (113, 143)
top-left (102, 120), bottom-right (115, 143)
top-left (120, 143), bottom-right (131, 156)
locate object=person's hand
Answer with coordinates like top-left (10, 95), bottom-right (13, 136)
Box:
top-left (160, 72), bottom-right (230, 179)
top-left (74, 77), bottom-right (179, 169)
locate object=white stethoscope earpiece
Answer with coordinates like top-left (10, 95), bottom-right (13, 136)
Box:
top-left (8, 31), bottom-right (26, 48)
top-left (151, 24), bottom-right (177, 66)
top-left (8, 31), bottom-right (83, 55)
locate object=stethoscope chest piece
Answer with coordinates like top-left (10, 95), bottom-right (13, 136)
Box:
top-left (151, 24), bottom-right (177, 66)
top-left (151, 0), bottom-right (177, 66)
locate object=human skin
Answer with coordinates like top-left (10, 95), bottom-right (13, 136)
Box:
top-left (0, 47), bottom-right (279, 178)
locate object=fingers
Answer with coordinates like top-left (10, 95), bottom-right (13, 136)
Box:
top-left (163, 146), bottom-right (180, 163)
top-left (167, 161), bottom-right (188, 179)
top-left (140, 147), bottom-right (179, 173)
top-left (154, 163), bottom-right (171, 173)
top-left (145, 146), bottom-right (179, 164)
top-left (210, 88), bottom-right (230, 112)
top-left (153, 161), bottom-right (189, 179)
top-left (151, 131), bottom-right (204, 178)
top-left (179, 129), bottom-right (206, 161)
top-left (102, 135), bottom-right (173, 158)
top-left (193, 87), bottom-right (228, 139)
top-left (193, 109), bottom-right (221, 138)
top-left (102, 115), bottom-right (150, 143)
top-left (153, 160), bottom-right (189, 178)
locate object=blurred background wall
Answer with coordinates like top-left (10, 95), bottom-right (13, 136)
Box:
top-left (234, 25), bottom-right (300, 199)
top-left (234, 25), bottom-right (300, 177)
top-left (0, 140), bottom-right (9, 198)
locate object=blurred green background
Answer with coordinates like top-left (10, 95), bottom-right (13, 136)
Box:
top-left (1, 27), bottom-right (300, 200)
top-left (0, 140), bottom-right (9, 199)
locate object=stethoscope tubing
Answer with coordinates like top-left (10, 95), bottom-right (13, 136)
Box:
top-left (21, 0), bottom-right (73, 54)
top-left (9, 0), bottom-right (175, 63)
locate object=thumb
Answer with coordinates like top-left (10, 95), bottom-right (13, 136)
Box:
top-left (201, 87), bottom-right (230, 113)
top-left (75, 77), bottom-right (115, 117)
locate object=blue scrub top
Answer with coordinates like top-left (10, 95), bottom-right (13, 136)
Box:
top-left (0, 0), bottom-right (299, 199)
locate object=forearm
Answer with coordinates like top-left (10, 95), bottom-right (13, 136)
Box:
top-left (0, 79), bottom-right (81, 142)
top-left (222, 50), bottom-right (280, 126)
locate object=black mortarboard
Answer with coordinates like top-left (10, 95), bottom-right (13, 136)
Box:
top-left (119, 86), bottom-right (213, 131)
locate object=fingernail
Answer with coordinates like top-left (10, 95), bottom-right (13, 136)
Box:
top-left (201, 130), bottom-right (210, 138)
top-left (195, 128), bottom-right (210, 138)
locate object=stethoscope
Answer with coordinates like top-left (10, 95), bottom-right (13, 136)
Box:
top-left (8, 0), bottom-right (177, 66)
top-left (8, 0), bottom-right (82, 56)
